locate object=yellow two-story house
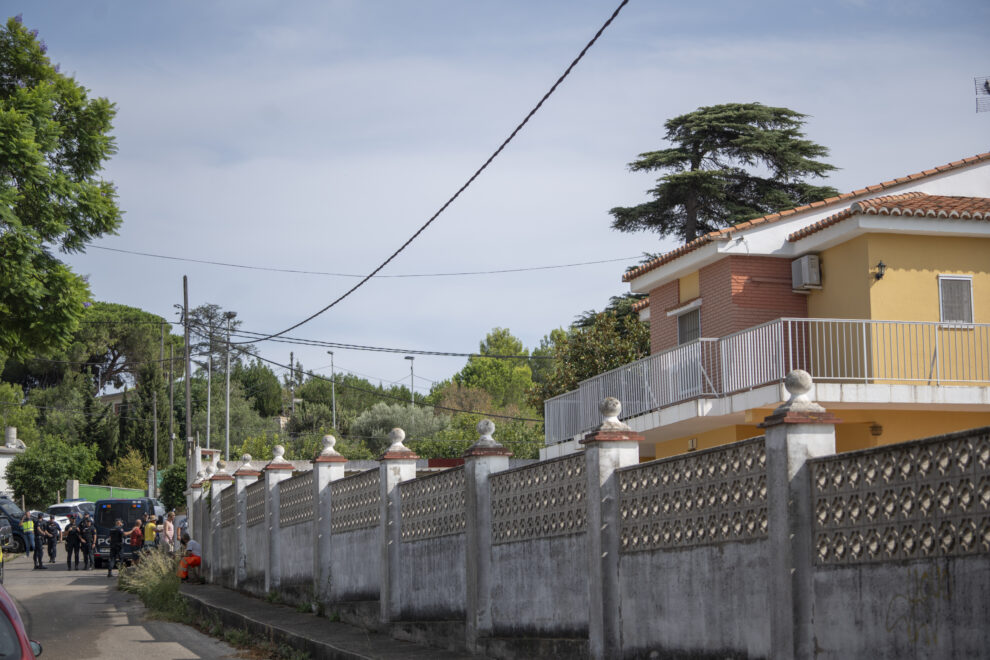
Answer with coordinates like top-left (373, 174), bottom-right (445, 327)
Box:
top-left (543, 152), bottom-right (990, 460)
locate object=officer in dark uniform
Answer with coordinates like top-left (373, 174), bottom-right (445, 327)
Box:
top-left (108, 518), bottom-right (124, 578)
top-left (45, 515), bottom-right (61, 564)
top-left (33, 517), bottom-right (48, 569)
top-left (64, 517), bottom-right (81, 570)
top-left (80, 513), bottom-right (96, 570)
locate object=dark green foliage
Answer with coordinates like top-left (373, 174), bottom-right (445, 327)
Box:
top-left (610, 103), bottom-right (838, 242)
top-left (159, 460), bottom-right (187, 511)
top-left (529, 311), bottom-right (650, 411)
top-left (0, 17), bottom-right (123, 358)
top-left (233, 359), bottom-right (282, 417)
top-left (7, 434), bottom-right (100, 507)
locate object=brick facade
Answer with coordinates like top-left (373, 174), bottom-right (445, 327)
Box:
top-left (648, 255), bottom-right (808, 353)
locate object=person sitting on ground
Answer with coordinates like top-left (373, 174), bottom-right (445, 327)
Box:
top-left (175, 532), bottom-right (202, 583)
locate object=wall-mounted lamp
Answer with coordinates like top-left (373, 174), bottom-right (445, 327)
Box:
top-left (873, 261), bottom-right (887, 280)
top-left (869, 423), bottom-right (884, 437)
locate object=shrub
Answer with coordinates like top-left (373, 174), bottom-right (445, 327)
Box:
top-left (117, 547), bottom-right (187, 620)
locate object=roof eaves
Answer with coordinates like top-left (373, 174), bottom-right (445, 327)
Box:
top-left (624, 151), bottom-right (990, 283)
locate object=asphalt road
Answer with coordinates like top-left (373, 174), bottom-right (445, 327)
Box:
top-left (3, 553), bottom-right (241, 659)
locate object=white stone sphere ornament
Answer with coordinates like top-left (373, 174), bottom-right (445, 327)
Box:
top-left (475, 419), bottom-right (499, 447)
top-left (240, 453), bottom-right (253, 469)
top-left (598, 397), bottom-right (631, 431)
top-left (216, 459), bottom-right (228, 474)
top-left (386, 428), bottom-right (410, 453)
top-left (776, 369), bottom-right (825, 413)
top-left (320, 435), bottom-right (342, 457)
top-left (196, 469), bottom-right (207, 481)
top-left (271, 445), bottom-right (288, 463)
top-left (205, 463), bottom-right (216, 476)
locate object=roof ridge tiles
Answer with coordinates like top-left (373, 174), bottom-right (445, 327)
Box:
top-left (622, 152), bottom-right (990, 282)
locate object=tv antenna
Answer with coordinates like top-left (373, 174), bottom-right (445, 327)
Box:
top-left (975, 75), bottom-right (990, 113)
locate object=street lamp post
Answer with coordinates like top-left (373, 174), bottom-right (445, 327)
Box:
top-left (404, 356), bottom-right (415, 405)
top-left (327, 351), bottom-right (336, 430)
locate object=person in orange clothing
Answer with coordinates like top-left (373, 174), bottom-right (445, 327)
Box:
top-left (175, 532), bottom-right (202, 582)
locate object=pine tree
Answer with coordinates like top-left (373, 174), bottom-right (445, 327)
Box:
top-left (610, 103), bottom-right (838, 242)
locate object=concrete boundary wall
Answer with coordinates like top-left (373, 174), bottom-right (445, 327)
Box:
top-left (188, 390), bottom-right (990, 659)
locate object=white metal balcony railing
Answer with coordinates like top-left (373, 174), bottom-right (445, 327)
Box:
top-left (544, 318), bottom-right (990, 445)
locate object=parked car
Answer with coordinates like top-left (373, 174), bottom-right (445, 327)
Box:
top-left (46, 502), bottom-right (93, 524)
top-left (0, 583), bottom-right (42, 657)
top-left (0, 500), bottom-right (30, 554)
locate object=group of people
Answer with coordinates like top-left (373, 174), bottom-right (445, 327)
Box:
top-left (19, 509), bottom-right (200, 581)
top-left (22, 512), bottom-right (99, 570)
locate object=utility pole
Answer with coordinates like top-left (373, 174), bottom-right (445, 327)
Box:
top-left (405, 356), bottom-right (415, 405)
top-left (183, 276), bottom-right (193, 484)
top-left (152, 321), bottom-right (163, 498)
top-left (331, 355), bottom-right (337, 429)
top-left (206, 351), bottom-right (212, 449)
top-left (225, 313), bottom-right (232, 461)
top-left (168, 343), bottom-right (174, 465)
top-left (290, 351), bottom-right (295, 416)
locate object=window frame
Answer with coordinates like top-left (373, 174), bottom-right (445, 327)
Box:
top-left (676, 308), bottom-right (701, 345)
top-left (937, 274), bottom-right (974, 326)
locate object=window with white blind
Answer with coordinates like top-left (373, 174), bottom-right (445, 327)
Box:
top-left (677, 309), bottom-right (701, 344)
top-left (938, 276), bottom-right (974, 324)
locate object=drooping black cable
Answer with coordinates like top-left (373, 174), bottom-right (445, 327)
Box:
top-left (232, 0), bottom-right (631, 346)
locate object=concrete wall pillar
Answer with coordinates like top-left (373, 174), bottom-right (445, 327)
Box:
top-left (313, 436), bottom-right (347, 604)
top-left (232, 455), bottom-right (261, 589)
top-left (760, 371), bottom-right (838, 660)
top-left (185, 478), bottom-right (203, 547)
top-left (463, 420), bottom-right (512, 652)
top-left (208, 463), bottom-right (233, 583)
top-left (198, 465), bottom-right (216, 570)
top-left (378, 428), bottom-right (418, 624)
top-left (263, 446), bottom-right (295, 593)
top-left (582, 398), bottom-right (643, 660)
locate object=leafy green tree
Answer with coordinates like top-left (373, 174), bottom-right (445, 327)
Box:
top-left (78, 393), bottom-right (119, 482)
top-left (529, 311), bottom-right (650, 410)
top-left (610, 103), bottom-right (838, 242)
top-left (25, 370), bottom-right (90, 440)
top-left (0, 16), bottom-right (123, 359)
top-left (349, 402), bottom-right (450, 456)
top-left (453, 328), bottom-right (534, 411)
top-left (187, 304), bottom-right (253, 370)
top-left (105, 448), bottom-right (147, 489)
top-left (0, 382), bottom-right (39, 443)
top-left (7, 434), bottom-right (100, 507)
top-left (234, 359), bottom-right (282, 417)
top-left (189, 378), bottom-right (275, 455)
top-left (159, 459), bottom-right (187, 512)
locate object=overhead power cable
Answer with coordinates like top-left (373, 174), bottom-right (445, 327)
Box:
top-left (89, 245), bottom-right (640, 278)
top-left (232, 0), bottom-right (631, 346)
top-left (189, 324), bottom-right (542, 423)
top-left (227, 328), bottom-right (551, 360)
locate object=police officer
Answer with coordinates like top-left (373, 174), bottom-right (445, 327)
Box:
top-left (20, 514), bottom-right (34, 559)
top-left (45, 515), bottom-right (61, 564)
top-left (33, 517), bottom-right (48, 570)
top-left (64, 517), bottom-right (82, 570)
top-left (80, 513), bottom-right (96, 570)
top-left (107, 518), bottom-right (124, 578)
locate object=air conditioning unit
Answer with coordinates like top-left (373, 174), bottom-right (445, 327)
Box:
top-left (791, 254), bottom-right (821, 290)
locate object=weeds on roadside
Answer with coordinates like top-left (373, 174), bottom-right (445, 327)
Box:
top-left (117, 547), bottom-right (189, 622)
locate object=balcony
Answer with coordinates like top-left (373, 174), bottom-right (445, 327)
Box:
top-left (544, 318), bottom-right (990, 445)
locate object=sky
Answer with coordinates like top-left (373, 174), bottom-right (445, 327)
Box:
top-left (10, 0), bottom-right (990, 400)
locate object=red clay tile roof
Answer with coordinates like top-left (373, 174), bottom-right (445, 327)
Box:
top-left (631, 298), bottom-right (650, 312)
top-left (622, 152), bottom-right (990, 283)
top-left (788, 193), bottom-right (990, 242)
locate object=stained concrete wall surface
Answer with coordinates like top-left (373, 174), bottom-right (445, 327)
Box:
top-left (397, 534), bottom-right (466, 620)
top-left (490, 535), bottom-right (590, 638)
